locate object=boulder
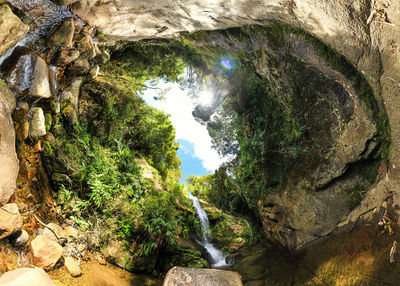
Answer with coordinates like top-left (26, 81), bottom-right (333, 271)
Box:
top-left (0, 267), bottom-right (57, 286)
top-left (31, 235), bottom-right (64, 270)
top-left (16, 121), bottom-right (29, 142)
top-left (78, 35), bottom-right (96, 58)
top-left (61, 78), bottom-right (82, 124)
top-left (0, 79), bottom-right (15, 112)
top-left (30, 56), bottom-right (52, 98)
top-left (163, 267), bottom-right (243, 286)
top-left (0, 47), bottom-right (51, 99)
top-left (64, 256), bottom-right (82, 277)
top-left (0, 95), bottom-right (19, 205)
top-left (67, 58), bottom-right (90, 77)
top-left (10, 230), bottom-right (29, 247)
top-left (42, 223), bottom-right (63, 241)
top-left (47, 18), bottom-right (75, 48)
top-left (54, 48), bottom-right (80, 66)
top-left (29, 108), bottom-right (46, 139)
top-left (0, 203), bottom-right (23, 239)
top-left (0, 4), bottom-right (29, 56)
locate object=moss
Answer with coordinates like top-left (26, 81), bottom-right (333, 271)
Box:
top-left (42, 140), bottom-right (53, 157)
top-left (45, 113), bottom-right (53, 132)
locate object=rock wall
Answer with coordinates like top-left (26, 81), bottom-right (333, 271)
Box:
top-left (68, 0), bottom-right (400, 176)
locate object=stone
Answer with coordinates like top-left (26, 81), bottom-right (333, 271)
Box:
top-left (30, 56), bottom-right (52, 98)
top-left (0, 203), bottom-right (22, 239)
top-left (0, 48), bottom-right (51, 99)
top-left (67, 58), bottom-right (90, 76)
top-left (16, 121), bottom-right (29, 142)
top-left (61, 78), bottom-right (82, 124)
top-left (0, 4), bottom-right (29, 56)
top-left (47, 18), bottom-right (75, 48)
top-left (31, 235), bottom-right (64, 270)
top-left (0, 267), bottom-right (57, 286)
top-left (10, 230), bottom-right (29, 247)
top-left (42, 223), bottom-right (63, 241)
top-left (163, 267), bottom-right (243, 286)
top-left (0, 94), bottom-right (19, 205)
top-left (29, 108), bottom-right (47, 139)
top-left (64, 256), bottom-right (82, 277)
top-left (90, 65), bottom-right (100, 77)
top-left (54, 48), bottom-right (80, 66)
top-left (97, 256), bottom-right (106, 265)
top-left (78, 35), bottom-right (96, 58)
top-left (0, 79), bottom-right (15, 112)
top-left (63, 226), bottom-right (78, 242)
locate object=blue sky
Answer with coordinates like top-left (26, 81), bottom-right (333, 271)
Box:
top-left (176, 139), bottom-right (212, 182)
top-left (141, 80), bottom-right (225, 182)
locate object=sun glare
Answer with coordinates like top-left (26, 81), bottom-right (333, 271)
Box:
top-left (199, 90), bottom-right (214, 106)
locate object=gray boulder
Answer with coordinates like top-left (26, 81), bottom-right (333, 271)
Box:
top-left (163, 267), bottom-right (243, 286)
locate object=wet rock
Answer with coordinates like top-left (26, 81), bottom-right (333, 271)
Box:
top-left (0, 48), bottom-right (52, 98)
top-left (0, 203), bottom-right (23, 240)
top-left (10, 229), bottom-right (29, 247)
top-left (0, 47), bottom-right (35, 95)
top-left (163, 267), bottom-right (243, 286)
top-left (65, 256), bottom-right (82, 277)
top-left (0, 267), bottom-right (57, 286)
top-left (0, 4), bottom-right (29, 56)
top-left (0, 94), bottom-right (19, 206)
top-left (29, 107), bottom-right (46, 139)
top-left (42, 222), bottom-right (63, 241)
top-left (47, 18), bottom-right (75, 48)
top-left (32, 235), bottom-right (64, 270)
top-left (0, 79), bottom-right (15, 112)
top-left (30, 56), bottom-right (52, 98)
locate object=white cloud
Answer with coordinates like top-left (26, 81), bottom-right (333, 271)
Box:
top-left (141, 81), bottom-right (224, 171)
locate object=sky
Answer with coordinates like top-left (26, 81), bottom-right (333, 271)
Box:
top-left (141, 80), bottom-right (225, 181)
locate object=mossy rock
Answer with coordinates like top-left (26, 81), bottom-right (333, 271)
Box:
top-left (45, 113), bottom-right (53, 132)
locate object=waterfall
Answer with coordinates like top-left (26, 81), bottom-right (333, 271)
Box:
top-left (188, 191), bottom-right (228, 268)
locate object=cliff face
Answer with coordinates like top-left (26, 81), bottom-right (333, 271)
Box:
top-left (2, 0), bottom-right (400, 252)
top-left (68, 0), bottom-right (400, 249)
top-left (70, 0), bottom-right (400, 174)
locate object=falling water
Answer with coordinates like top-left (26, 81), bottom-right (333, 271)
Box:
top-left (188, 191), bottom-right (228, 268)
top-left (0, 0), bottom-right (73, 65)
